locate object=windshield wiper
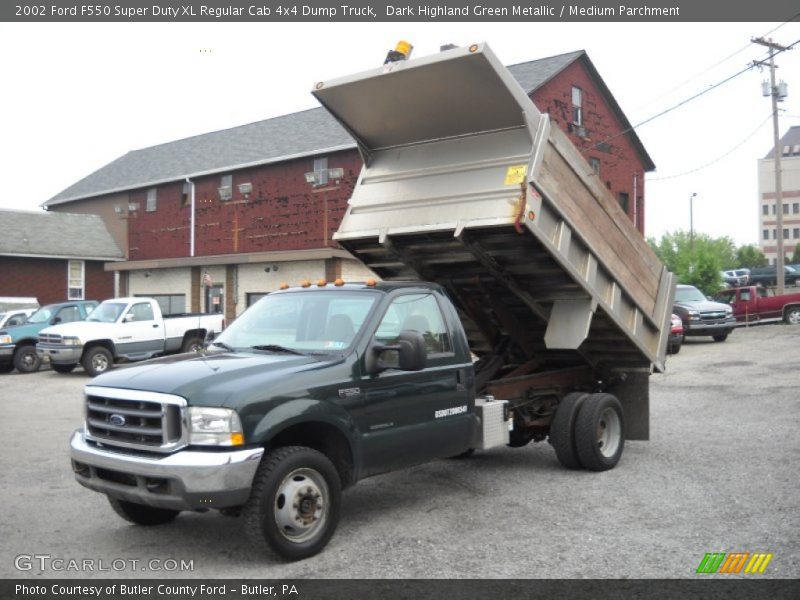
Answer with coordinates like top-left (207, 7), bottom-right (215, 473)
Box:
top-left (210, 340), bottom-right (236, 352)
top-left (249, 344), bottom-right (305, 356)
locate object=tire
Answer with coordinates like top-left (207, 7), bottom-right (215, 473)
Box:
top-left (108, 497), bottom-right (180, 525)
top-left (669, 342), bottom-right (681, 355)
top-left (574, 393), bottom-right (625, 472)
top-left (82, 346), bottom-right (114, 377)
top-left (13, 344), bottom-right (41, 373)
top-left (181, 336), bottom-right (205, 353)
top-left (51, 363), bottom-right (77, 374)
top-left (549, 392), bottom-right (589, 469)
top-left (242, 446), bottom-right (341, 561)
top-left (449, 448), bottom-right (475, 459)
top-left (0, 363), bottom-right (13, 374)
top-left (712, 333), bottom-right (728, 342)
top-left (784, 306), bottom-right (800, 325)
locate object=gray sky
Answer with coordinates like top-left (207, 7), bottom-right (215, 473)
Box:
top-left (1, 21), bottom-right (798, 246)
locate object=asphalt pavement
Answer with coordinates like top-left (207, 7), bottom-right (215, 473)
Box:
top-left (1, 322), bottom-right (797, 579)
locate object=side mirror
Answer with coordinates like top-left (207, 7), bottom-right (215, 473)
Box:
top-left (123, 314), bottom-right (134, 323)
top-left (205, 330), bottom-right (217, 344)
top-left (50, 317), bottom-right (62, 325)
top-left (367, 330), bottom-right (427, 374)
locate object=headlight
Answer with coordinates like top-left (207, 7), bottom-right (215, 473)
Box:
top-left (725, 307), bottom-right (733, 315)
top-left (188, 407), bottom-right (244, 446)
top-left (62, 336), bottom-right (82, 346)
top-left (0, 335), bottom-right (12, 345)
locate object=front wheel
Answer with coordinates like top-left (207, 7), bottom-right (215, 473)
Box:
top-left (574, 393), bottom-right (625, 472)
top-left (13, 345), bottom-right (41, 373)
top-left (712, 333), bottom-right (729, 342)
top-left (82, 346), bottom-right (113, 377)
top-left (108, 497), bottom-right (180, 525)
top-left (181, 336), bottom-right (205, 353)
top-left (784, 306), bottom-right (800, 325)
top-left (242, 446), bottom-right (341, 561)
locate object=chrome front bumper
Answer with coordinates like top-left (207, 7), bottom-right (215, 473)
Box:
top-left (70, 430), bottom-right (264, 510)
top-left (37, 344), bottom-right (82, 364)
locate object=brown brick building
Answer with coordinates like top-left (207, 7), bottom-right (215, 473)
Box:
top-left (0, 210), bottom-right (122, 304)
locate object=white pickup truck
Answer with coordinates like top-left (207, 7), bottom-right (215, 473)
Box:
top-left (37, 297), bottom-right (225, 376)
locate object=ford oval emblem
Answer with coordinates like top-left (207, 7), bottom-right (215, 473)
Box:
top-left (109, 414), bottom-right (126, 427)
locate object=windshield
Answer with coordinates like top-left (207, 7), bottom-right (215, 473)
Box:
top-left (213, 291), bottom-right (378, 353)
top-left (26, 306), bottom-right (56, 324)
top-left (675, 287), bottom-right (707, 303)
top-left (86, 302), bottom-right (127, 323)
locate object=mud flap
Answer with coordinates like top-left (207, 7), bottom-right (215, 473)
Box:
top-left (607, 371), bottom-right (650, 441)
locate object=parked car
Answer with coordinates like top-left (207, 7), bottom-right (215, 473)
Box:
top-left (0, 301), bottom-right (99, 373)
top-left (0, 308), bottom-right (36, 329)
top-left (713, 285), bottom-right (800, 325)
top-left (672, 284), bottom-right (736, 342)
top-left (748, 265), bottom-right (800, 287)
top-left (668, 314), bottom-right (683, 354)
top-left (37, 297), bottom-right (226, 376)
top-left (721, 269), bottom-right (749, 287)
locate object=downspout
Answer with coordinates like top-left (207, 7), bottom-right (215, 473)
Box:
top-left (186, 178), bottom-right (196, 256)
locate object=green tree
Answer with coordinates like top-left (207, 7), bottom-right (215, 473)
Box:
top-left (648, 230), bottom-right (726, 295)
top-left (791, 243), bottom-right (800, 264)
top-left (735, 245), bottom-right (768, 269)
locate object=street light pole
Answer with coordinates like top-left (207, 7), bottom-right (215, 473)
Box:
top-left (689, 192), bottom-right (697, 251)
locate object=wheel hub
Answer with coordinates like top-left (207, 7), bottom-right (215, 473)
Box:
top-left (275, 469), bottom-right (328, 543)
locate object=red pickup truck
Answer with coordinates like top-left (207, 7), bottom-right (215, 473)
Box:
top-left (713, 286), bottom-right (800, 325)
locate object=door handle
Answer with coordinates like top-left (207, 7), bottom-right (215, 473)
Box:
top-left (152, 324), bottom-right (159, 328)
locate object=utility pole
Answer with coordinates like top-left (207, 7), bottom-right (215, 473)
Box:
top-left (752, 36), bottom-right (790, 294)
top-left (689, 192), bottom-right (697, 251)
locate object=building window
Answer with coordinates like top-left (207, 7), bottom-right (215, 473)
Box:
top-left (762, 204), bottom-right (769, 216)
top-left (773, 229), bottom-right (778, 240)
top-left (784, 228), bottom-right (789, 240)
top-left (246, 292), bottom-right (268, 307)
top-left (67, 260), bottom-right (85, 300)
top-left (783, 203), bottom-right (789, 214)
top-left (589, 157), bottom-right (600, 175)
top-left (219, 174), bottom-right (233, 201)
top-left (571, 86), bottom-right (583, 126)
top-left (618, 192), bottom-right (629, 214)
top-left (181, 182), bottom-right (192, 208)
top-left (793, 228), bottom-right (800, 239)
top-left (793, 202), bottom-right (799, 214)
top-left (146, 188), bottom-right (157, 212)
top-left (763, 229), bottom-right (769, 240)
top-left (136, 294), bottom-right (186, 316)
top-left (313, 157), bottom-right (329, 186)
top-left (772, 205), bottom-right (776, 215)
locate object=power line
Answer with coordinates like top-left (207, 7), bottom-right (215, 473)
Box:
top-left (592, 36), bottom-right (800, 151)
top-left (630, 16), bottom-right (799, 114)
top-left (647, 113), bottom-right (773, 182)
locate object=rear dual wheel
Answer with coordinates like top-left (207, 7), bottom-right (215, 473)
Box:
top-left (550, 392), bottom-right (625, 472)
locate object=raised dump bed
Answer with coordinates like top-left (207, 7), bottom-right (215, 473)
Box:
top-left (313, 43), bottom-right (675, 438)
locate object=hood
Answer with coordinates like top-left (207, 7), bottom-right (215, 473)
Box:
top-left (1, 321), bottom-right (55, 341)
top-left (88, 350), bottom-right (334, 407)
top-left (40, 321), bottom-right (117, 339)
top-left (674, 299), bottom-right (731, 312)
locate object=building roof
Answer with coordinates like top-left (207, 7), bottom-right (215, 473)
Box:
top-left (763, 126), bottom-right (800, 159)
top-left (45, 50), bottom-right (653, 207)
top-left (0, 210), bottom-right (123, 260)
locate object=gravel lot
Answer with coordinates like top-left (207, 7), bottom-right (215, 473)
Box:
top-left (1, 322), bottom-right (798, 579)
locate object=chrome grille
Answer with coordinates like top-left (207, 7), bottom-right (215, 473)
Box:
top-left (699, 311), bottom-right (728, 323)
top-left (84, 386), bottom-right (187, 453)
top-left (38, 333), bottom-right (62, 344)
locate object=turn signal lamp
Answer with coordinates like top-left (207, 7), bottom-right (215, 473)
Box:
top-left (366, 278), bottom-right (377, 287)
top-left (279, 282), bottom-right (289, 290)
top-left (334, 278), bottom-right (345, 286)
top-left (300, 279), bottom-right (311, 288)
top-left (317, 279), bottom-right (327, 287)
